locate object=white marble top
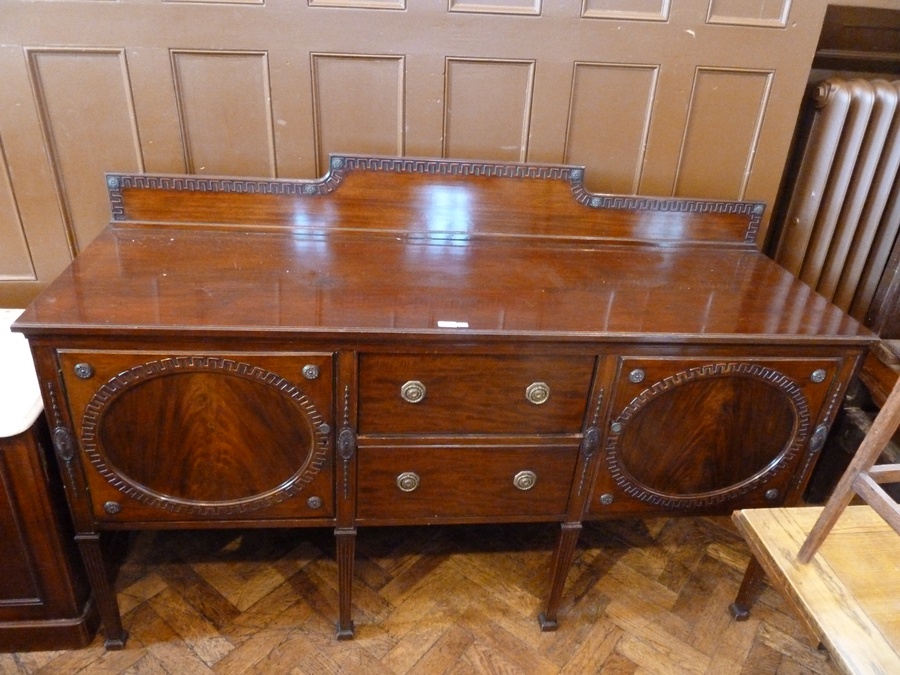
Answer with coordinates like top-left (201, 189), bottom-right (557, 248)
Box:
top-left (0, 309), bottom-right (43, 438)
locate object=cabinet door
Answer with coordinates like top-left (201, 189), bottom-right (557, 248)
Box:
top-left (57, 351), bottom-right (334, 523)
top-left (588, 356), bottom-right (843, 517)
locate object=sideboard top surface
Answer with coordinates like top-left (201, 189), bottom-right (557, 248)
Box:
top-left (14, 156), bottom-right (874, 345)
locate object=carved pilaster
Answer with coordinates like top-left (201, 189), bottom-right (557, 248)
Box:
top-left (576, 389), bottom-right (604, 497)
top-left (337, 386), bottom-right (357, 501)
top-left (45, 381), bottom-right (79, 497)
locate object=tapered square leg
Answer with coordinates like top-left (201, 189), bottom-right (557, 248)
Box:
top-left (335, 527), bottom-right (356, 639)
top-left (75, 533), bottom-right (127, 649)
top-left (729, 556), bottom-right (766, 621)
top-left (539, 522), bottom-right (582, 631)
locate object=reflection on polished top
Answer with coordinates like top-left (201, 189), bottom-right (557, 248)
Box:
top-left (14, 155), bottom-right (873, 344)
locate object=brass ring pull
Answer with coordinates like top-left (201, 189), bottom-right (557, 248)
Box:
top-left (400, 380), bottom-right (426, 404)
top-left (397, 472), bottom-right (420, 492)
top-left (525, 382), bottom-right (550, 405)
top-left (513, 470), bottom-right (537, 491)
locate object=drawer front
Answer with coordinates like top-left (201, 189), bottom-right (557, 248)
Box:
top-left (358, 354), bottom-right (595, 435)
top-left (588, 355), bottom-right (845, 517)
top-left (57, 350), bottom-right (335, 523)
top-left (356, 444), bottom-right (578, 521)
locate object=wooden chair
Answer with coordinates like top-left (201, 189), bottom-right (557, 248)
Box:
top-left (730, 369), bottom-right (900, 622)
top-left (797, 374), bottom-right (900, 563)
top-left (728, 371), bottom-right (900, 672)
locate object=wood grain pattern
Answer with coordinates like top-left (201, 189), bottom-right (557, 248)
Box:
top-left (356, 444), bottom-right (578, 522)
top-left (734, 506), bottom-right (899, 674)
top-left (358, 354), bottom-right (593, 435)
top-left (0, 516), bottom-right (838, 673)
top-left (11, 159), bottom-right (874, 648)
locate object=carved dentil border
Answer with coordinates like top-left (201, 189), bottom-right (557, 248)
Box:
top-left (606, 362), bottom-right (810, 509)
top-left (81, 356), bottom-right (329, 516)
top-left (106, 155), bottom-right (763, 242)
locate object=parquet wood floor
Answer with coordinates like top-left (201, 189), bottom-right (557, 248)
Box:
top-left (1, 516), bottom-right (836, 674)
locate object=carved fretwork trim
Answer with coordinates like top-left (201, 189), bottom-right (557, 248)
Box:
top-left (106, 155), bottom-right (763, 242)
top-left (569, 189), bottom-right (764, 244)
top-left (606, 362), bottom-right (811, 509)
top-left (81, 357), bottom-right (329, 516)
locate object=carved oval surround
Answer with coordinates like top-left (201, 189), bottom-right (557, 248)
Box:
top-left (606, 362), bottom-right (811, 509)
top-left (80, 356), bottom-right (329, 516)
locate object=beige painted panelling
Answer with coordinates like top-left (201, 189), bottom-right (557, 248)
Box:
top-left (707, 0), bottom-right (792, 27)
top-left (27, 49), bottom-right (143, 254)
top-left (674, 68), bottom-right (773, 200)
top-left (565, 64), bottom-right (658, 194)
top-left (0, 137), bottom-right (34, 281)
top-left (0, 0), bottom-right (870, 307)
top-left (582, 0), bottom-right (671, 21)
top-left (311, 55), bottom-right (405, 176)
top-left (165, 0), bottom-right (263, 4)
top-left (309, 0), bottom-right (405, 8)
top-left (449, 0), bottom-right (541, 15)
top-left (444, 59), bottom-right (534, 162)
top-left (172, 50), bottom-right (275, 177)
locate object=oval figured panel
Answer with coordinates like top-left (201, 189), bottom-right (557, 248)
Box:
top-left (81, 357), bottom-right (328, 515)
top-left (608, 364), bottom-right (810, 508)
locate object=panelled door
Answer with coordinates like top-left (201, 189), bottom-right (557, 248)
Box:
top-left (0, 0), bottom-right (838, 305)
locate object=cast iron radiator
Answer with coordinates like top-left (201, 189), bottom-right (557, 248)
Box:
top-left (773, 78), bottom-right (900, 336)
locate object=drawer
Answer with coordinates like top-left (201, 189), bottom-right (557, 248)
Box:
top-left (356, 443), bottom-right (578, 522)
top-left (358, 354), bottom-right (594, 434)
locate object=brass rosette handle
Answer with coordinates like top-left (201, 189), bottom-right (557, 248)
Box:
top-left (525, 382), bottom-right (550, 405)
top-left (513, 470), bottom-right (537, 491)
top-left (397, 471), bottom-right (420, 492)
top-left (400, 380), bottom-right (426, 404)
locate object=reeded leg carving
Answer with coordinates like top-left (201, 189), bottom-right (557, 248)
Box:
top-left (75, 533), bottom-right (128, 649)
top-left (729, 557), bottom-right (766, 621)
top-left (539, 522), bottom-right (582, 631)
top-left (335, 527), bottom-right (356, 639)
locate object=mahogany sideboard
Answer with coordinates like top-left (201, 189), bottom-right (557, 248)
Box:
top-left (12, 156), bottom-right (875, 649)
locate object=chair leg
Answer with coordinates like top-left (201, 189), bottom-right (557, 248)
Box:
top-left (729, 556), bottom-right (766, 621)
top-left (798, 376), bottom-right (900, 563)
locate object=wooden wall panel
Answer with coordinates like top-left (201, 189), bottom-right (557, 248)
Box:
top-left (172, 51), bottom-right (275, 177)
top-left (309, 0), bottom-right (405, 8)
top-left (0, 138), bottom-right (34, 281)
top-left (3, 0), bottom-right (895, 306)
top-left (448, 0), bottom-right (541, 15)
top-left (707, 0), bottom-right (791, 27)
top-left (311, 55), bottom-right (405, 176)
top-left (582, 0), bottom-right (670, 21)
top-left (444, 59), bottom-right (535, 162)
top-left (27, 49), bottom-right (143, 253)
top-left (565, 64), bottom-right (658, 194)
top-left (675, 68), bottom-right (773, 200)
